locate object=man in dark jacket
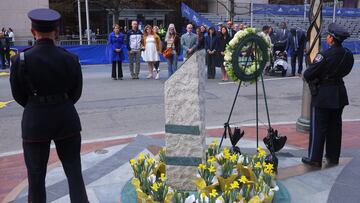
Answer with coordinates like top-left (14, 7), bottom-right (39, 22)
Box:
top-left (0, 32), bottom-right (10, 69)
top-left (302, 23), bottom-right (354, 168)
top-left (288, 28), bottom-right (306, 76)
top-left (9, 8), bottom-right (88, 202)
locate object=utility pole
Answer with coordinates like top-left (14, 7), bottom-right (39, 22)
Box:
top-left (333, 0), bottom-right (337, 23)
top-left (77, 0), bottom-right (83, 45)
top-left (297, 0), bottom-right (323, 132)
top-left (85, 0), bottom-right (90, 45)
top-left (250, 0), bottom-right (254, 28)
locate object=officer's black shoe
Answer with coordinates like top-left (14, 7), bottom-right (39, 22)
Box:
top-left (301, 157), bottom-right (322, 168)
top-left (326, 158), bottom-right (339, 166)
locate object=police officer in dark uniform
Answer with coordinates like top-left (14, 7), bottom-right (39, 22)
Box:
top-left (9, 9), bottom-right (88, 202)
top-left (301, 23), bottom-right (354, 167)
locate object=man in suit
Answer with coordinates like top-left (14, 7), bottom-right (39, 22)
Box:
top-left (302, 23), bottom-right (354, 168)
top-left (181, 24), bottom-right (198, 61)
top-left (288, 28), bottom-right (306, 76)
top-left (9, 8), bottom-right (88, 202)
top-left (226, 20), bottom-right (236, 39)
top-left (275, 22), bottom-right (290, 49)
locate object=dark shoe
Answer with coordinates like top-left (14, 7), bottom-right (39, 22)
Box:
top-left (326, 158), bottom-right (339, 166)
top-left (301, 157), bottom-right (322, 168)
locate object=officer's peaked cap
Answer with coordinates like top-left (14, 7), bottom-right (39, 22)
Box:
top-left (327, 23), bottom-right (350, 42)
top-left (28, 8), bottom-right (61, 32)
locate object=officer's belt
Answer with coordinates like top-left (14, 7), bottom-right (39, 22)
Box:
top-left (319, 79), bottom-right (343, 86)
top-left (28, 93), bottom-right (69, 104)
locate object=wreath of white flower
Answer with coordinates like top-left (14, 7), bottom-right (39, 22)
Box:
top-left (224, 28), bottom-right (270, 84)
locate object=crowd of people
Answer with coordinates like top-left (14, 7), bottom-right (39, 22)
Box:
top-left (0, 27), bottom-right (15, 69)
top-left (107, 20), bottom-right (308, 81)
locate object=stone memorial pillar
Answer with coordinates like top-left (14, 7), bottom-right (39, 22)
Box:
top-left (164, 50), bottom-right (206, 191)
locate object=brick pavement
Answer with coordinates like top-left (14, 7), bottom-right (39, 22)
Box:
top-left (1, 121), bottom-right (359, 203)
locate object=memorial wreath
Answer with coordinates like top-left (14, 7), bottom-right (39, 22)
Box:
top-left (224, 28), bottom-right (270, 84)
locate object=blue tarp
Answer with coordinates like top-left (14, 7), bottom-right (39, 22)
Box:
top-left (3, 40), bottom-right (359, 65)
top-left (254, 4), bottom-right (360, 17)
top-left (8, 45), bottom-right (183, 65)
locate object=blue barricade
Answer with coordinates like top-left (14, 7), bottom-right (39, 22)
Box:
top-left (181, 3), bottom-right (214, 28)
top-left (8, 45), bottom-right (184, 65)
top-left (254, 4), bottom-right (360, 17)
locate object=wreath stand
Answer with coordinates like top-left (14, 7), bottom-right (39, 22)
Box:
top-left (218, 31), bottom-right (287, 171)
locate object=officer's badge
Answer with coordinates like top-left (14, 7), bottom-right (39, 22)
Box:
top-left (313, 54), bottom-right (324, 63)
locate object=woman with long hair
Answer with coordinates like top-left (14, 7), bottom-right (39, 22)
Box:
top-left (215, 26), bottom-right (230, 81)
top-left (108, 24), bottom-right (124, 80)
top-left (152, 25), bottom-right (162, 79)
top-left (141, 25), bottom-right (161, 79)
top-left (164, 24), bottom-right (180, 77)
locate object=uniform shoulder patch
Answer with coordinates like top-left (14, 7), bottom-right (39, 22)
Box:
top-left (313, 53), bottom-right (324, 63)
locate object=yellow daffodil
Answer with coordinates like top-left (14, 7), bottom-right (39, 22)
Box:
top-left (224, 152), bottom-right (230, 160)
top-left (160, 173), bottom-right (166, 182)
top-left (208, 165), bottom-right (216, 173)
top-left (230, 180), bottom-right (239, 189)
top-left (257, 149), bottom-right (267, 158)
top-left (201, 192), bottom-right (207, 199)
top-left (230, 154), bottom-right (237, 162)
top-left (266, 163), bottom-right (274, 171)
top-left (146, 157), bottom-right (154, 165)
top-left (255, 162), bottom-right (262, 168)
top-left (207, 156), bottom-right (216, 163)
top-left (209, 189), bottom-right (218, 198)
top-left (209, 140), bottom-right (218, 148)
top-left (257, 146), bottom-right (262, 151)
top-left (264, 163), bottom-right (274, 174)
top-left (129, 159), bottom-right (136, 166)
top-left (239, 175), bottom-right (248, 184)
top-left (151, 182), bottom-right (159, 192)
top-left (138, 153), bottom-right (145, 162)
top-left (198, 163), bottom-right (206, 170)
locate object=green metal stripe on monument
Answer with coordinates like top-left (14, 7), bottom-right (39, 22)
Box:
top-left (165, 124), bottom-right (200, 135)
top-left (165, 156), bottom-right (202, 166)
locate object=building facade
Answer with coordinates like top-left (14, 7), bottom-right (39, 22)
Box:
top-left (0, 0), bottom-right (49, 41)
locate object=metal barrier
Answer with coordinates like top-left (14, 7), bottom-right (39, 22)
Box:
top-left (58, 39), bottom-right (108, 46)
top-left (12, 39), bottom-right (108, 46)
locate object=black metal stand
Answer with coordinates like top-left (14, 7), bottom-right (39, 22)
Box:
top-left (218, 40), bottom-right (287, 171)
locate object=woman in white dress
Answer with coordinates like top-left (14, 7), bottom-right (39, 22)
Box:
top-left (141, 25), bottom-right (161, 79)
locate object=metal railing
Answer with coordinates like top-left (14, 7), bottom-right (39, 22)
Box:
top-left (12, 39), bottom-right (108, 46)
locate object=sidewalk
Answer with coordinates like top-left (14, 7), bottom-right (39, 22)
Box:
top-left (1, 121), bottom-right (360, 203)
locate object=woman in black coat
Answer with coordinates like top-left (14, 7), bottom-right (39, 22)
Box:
top-left (204, 27), bottom-right (218, 79)
top-left (215, 26), bottom-right (230, 81)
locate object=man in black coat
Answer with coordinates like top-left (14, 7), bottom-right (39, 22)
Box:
top-left (302, 23), bottom-right (354, 168)
top-left (9, 8), bottom-right (88, 202)
top-left (0, 32), bottom-right (10, 69)
top-left (288, 28), bottom-right (306, 76)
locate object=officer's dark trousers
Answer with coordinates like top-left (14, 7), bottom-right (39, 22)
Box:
top-left (23, 135), bottom-right (88, 203)
top-left (0, 49), bottom-right (6, 68)
top-left (112, 61), bottom-right (123, 79)
top-left (308, 106), bottom-right (343, 162)
top-left (291, 51), bottom-right (304, 75)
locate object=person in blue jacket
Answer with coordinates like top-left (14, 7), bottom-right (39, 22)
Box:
top-left (108, 24), bottom-right (124, 80)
